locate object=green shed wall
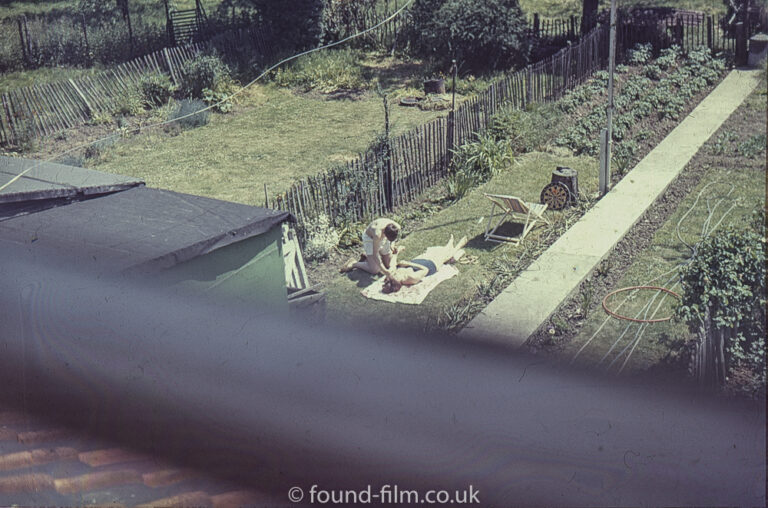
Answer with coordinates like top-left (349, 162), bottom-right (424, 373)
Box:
top-left (160, 226), bottom-right (287, 312)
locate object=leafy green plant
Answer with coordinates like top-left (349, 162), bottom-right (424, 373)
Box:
top-left (489, 104), bottom-right (556, 154)
top-left (407, 0), bottom-right (530, 72)
top-left (139, 72), bottom-right (176, 107)
top-left (644, 63), bottom-right (663, 80)
top-left (179, 53), bottom-right (231, 99)
top-left (627, 43), bottom-right (652, 65)
top-left (709, 131), bottom-right (738, 155)
top-left (737, 133), bottom-right (766, 158)
top-left (168, 99), bottom-right (210, 129)
top-left (656, 45), bottom-right (681, 70)
top-left (272, 48), bottom-right (366, 93)
top-left (677, 227), bottom-right (766, 391)
top-left (444, 169), bottom-right (479, 201)
top-left (612, 140), bottom-right (638, 174)
top-left (88, 110), bottom-right (113, 125)
top-left (451, 132), bottom-right (513, 182)
top-left (302, 213), bottom-right (340, 262)
top-left (112, 85), bottom-right (144, 116)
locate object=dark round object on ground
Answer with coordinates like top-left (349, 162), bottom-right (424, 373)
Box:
top-left (424, 79), bottom-right (446, 94)
top-left (551, 166), bottom-right (579, 205)
top-left (540, 182), bottom-right (570, 211)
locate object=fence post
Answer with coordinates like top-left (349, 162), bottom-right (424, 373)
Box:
top-left (674, 17), bottom-right (684, 49)
top-left (707, 16), bottom-right (713, 52)
top-left (81, 14), bottom-right (91, 64)
top-left (533, 13), bottom-right (540, 38)
top-left (17, 17), bottom-right (27, 67)
top-left (735, 22), bottom-right (748, 66)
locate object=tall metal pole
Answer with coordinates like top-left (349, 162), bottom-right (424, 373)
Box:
top-left (602, 0), bottom-right (618, 196)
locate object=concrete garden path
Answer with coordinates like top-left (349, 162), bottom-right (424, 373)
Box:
top-left (460, 68), bottom-right (763, 348)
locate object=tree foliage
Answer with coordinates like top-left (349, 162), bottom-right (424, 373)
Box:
top-left (677, 221), bottom-right (766, 386)
top-left (217, 0), bottom-right (325, 51)
top-left (408, 0), bottom-right (530, 73)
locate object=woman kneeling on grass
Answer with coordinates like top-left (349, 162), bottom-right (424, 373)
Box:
top-left (382, 235), bottom-right (468, 294)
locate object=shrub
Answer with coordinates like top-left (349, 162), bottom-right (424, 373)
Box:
top-left (444, 169), bottom-right (479, 201)
top-left (178, 53), bottom-right (231, 99)
top-left (451, 133), bottom-right (513, 182)
top-left (84, 137), bottom-right (116, 160)
top-left (488, 105), bottom-right (556, 154)
top-left (627, 43), bottom-right (652, 65)
top-left (656, 45), bottom-right (681, 70)
top-left (168, 99), bottom-right (210, 129)
top-left (139, 72), bottom-right (176, 107)
top-left (408, 0), bottom-right (529, 72)
top-left (272, 48), bottom-right (366, 93)
top-left (644, 64), bottom-right (663, 80)
top-left (677, 227), bottom-right (766, 394)
top-left (320, 0), bottom-right (377, 44)
top-left (225, 0), bottom-right (323, 52)
top-left (112, 86), bottom-right (144, 116)
top-left (302, 213), bottom-right (340, 261)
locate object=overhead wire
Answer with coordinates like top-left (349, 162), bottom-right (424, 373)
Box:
top-left (0, 0), bottom-right (415, 194)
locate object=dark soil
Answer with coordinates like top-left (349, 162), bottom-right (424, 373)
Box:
top-left (526, 72), bottom-right (767, 360)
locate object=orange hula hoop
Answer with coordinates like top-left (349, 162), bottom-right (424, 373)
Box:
top-left (601, 286), bottom-right (682, 323)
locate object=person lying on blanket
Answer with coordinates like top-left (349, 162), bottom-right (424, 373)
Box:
top-left (382, 235), bottom-right (468, 294)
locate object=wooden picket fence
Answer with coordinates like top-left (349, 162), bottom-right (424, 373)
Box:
top-left (0, 22), bottom-right (275, 147)
top-left (0, 43), bottom-right (208, 146)
top-left (274, 6), bottom-right (767, 231)
top-left (274, 23), bottom-right (607, 228)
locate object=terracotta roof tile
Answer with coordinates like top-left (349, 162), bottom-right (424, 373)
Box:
top-left (53, 469), bottom-right (143, 494)
top-left (0, 447), bottom-right (78, 471)
top-left (136, 490), bottom-right (211, 507)
top-left (17, 428), bottom-right (75, 445)
top-left (211, 490), bottom-right (271, 507)
top-left (78, 448), bottom-right (149, 467)
top-left (0, 472), bottom-right (54, 494)
top-left (142, 468), bottom-right (198, 488)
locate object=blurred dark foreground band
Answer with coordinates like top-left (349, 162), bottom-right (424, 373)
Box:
top-left (0, 251), bottom-right (764, 507)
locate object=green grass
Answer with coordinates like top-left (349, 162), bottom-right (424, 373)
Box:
top-left (0, 66), bottom-right (101, 93)
top-left (324, 151), bottom-right (600, 332)
top-left (0, 0), bottom-right (221, 19)
top-left (92, 84), bottom-right (447, 205)
top-left (563, 169), bottom-right (764, 374)
top-left (520, 0), bottom-right (726, 17)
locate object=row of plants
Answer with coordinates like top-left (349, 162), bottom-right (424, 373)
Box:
top-left (554, 43), bottom-right (726, 172)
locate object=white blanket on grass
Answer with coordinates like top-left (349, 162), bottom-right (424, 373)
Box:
top-left (360, 265), bottom-right (459, 305)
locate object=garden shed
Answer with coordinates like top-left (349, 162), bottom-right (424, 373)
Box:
top-left (0, 156), bottom-right (296, 311)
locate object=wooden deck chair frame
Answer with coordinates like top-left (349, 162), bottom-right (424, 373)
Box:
top-left (483, 193), bottom-right (549, 244)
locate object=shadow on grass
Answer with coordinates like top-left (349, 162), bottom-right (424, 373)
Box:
top-left (342, 269), bottom-right (379, 289)
top-left (464, 222), bottom-right (525, 251)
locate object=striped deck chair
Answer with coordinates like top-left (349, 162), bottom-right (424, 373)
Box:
top-left (483, 193), bottom-right (549, 244)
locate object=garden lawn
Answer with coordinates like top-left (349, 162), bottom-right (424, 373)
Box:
top-left (325, 151), bottom-right (599, 332)
top-left (520, 0), bottom-right (726, 17)
top-left (93, 84), bottom-right (446, 205)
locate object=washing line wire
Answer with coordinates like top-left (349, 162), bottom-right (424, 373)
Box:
top-left (0, 0), bottom-right (415, 194)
